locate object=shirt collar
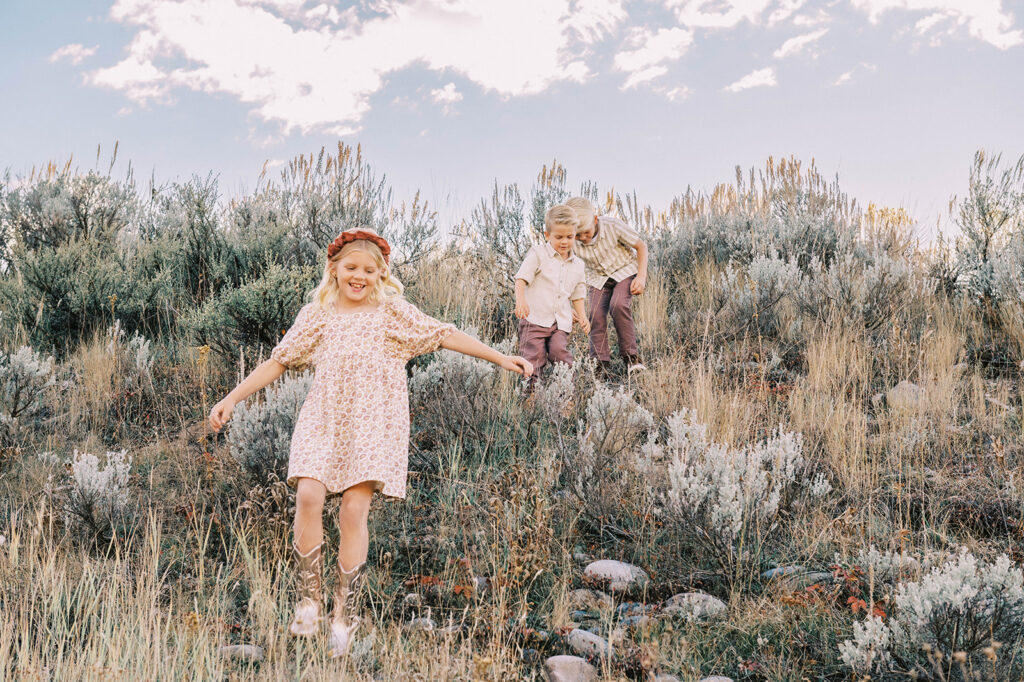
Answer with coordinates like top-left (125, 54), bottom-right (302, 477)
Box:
top-left (543, 241), bottom-right (578, 263)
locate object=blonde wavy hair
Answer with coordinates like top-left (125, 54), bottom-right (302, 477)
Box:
top-left (312, 239), bottom-right (403, 311)
top-left (566, 196), bottom-right (597, 233)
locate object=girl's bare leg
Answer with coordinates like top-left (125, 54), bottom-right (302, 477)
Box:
top-left (337, 481), bottom-right (375, 569)
top-left (328, 480), bottom-right (376, 657)
top-left (294, 478), bottom-right (327, 552)
top-left (290, 478), bottom-right (328, 636)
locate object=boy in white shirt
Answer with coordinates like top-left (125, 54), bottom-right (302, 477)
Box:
top-left (514, 205), bottom-right (590, 380)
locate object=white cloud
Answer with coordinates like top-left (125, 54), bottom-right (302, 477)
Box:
top-left (833, 61), bottom-right (877, 85)
top-left (86, 0), bottom-right (616, 135)
top-left (722, 66), bottom-right (777, 91)
top-left (49, 44), bottom-right (98, 65)
top-left (614, 26), bottom-right (693, 88)
top-left (663, 85), bottom-right (693, 101)
top-left (773, 27), bottom-right (829, 57)
top-left (767, 0), bottom-right (810, 24)
top-left (851, 0), bottom-right (1022, 49)
top-left (668, 0), bottom-right (774, 29)
top-left (430, 82), bottom-right (463, 114)
top-left (569, 0), bottom-right (628, 42)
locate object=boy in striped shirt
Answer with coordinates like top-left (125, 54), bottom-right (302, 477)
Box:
top-left (565, 197), bottom-right (649, 376)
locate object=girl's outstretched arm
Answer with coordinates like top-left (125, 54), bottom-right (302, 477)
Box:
top-left (440, 330), bottom-right (534, 377)
top-left (208, 359), bottom-right (288, 431)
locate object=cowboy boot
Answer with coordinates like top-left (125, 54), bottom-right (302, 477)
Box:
top-left (289, 542), bottom-right (323, 636)
top-left (328, 560), bottom-right (365, 658)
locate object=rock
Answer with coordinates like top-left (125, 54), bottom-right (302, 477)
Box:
top-left (698, 677), bottom-right (734, 682)
top-left (571, 610), bottom-right (593, 623)
top-left (583, 560), bottom-right (649, 592)
top-left (781, 570), bottom-right (834, 589)
top-left (406, 617), bottom-right (435, 632)
top-left (218, 644), bottom-right (264, 662)
top-left (566, 628), bottom-right (610, 658)
top-left (573, 551), bottom-right (593, 565)
top-left (568, 588), bottom-right (613, 612)
top-left (661, 592), bottom-right (727, 621)
top-left (403, 592), bottom-right (423, 607)
top-left (619, 614), bottom-right (654, 628)
top-left (615, 601), bottom-right (656, 617)
top-left (653, 676), bottom-right (682, 682)
top-left (887, 380), bottom-right (925, 411)
top-left (543, 655), bottom-right (598, 682)
top-left (522, 647), bottom-right (541, 663)
top-left (761, 565), bottom-right (805, 581)
top-left (437, 622), bottom-right (462, 634)
top-left (610, 615), bottom-right (655, 644)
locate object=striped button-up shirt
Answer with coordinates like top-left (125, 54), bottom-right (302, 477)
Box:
top-left (514, 242), bottom-right (587, 332)
top-left (574, 215), bottom-right (642, 289)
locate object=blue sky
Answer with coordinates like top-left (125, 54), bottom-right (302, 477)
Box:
top-left (2, 0), bottom-right (1022, 239)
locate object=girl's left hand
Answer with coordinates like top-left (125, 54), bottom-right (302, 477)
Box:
top-left (501, 355), bottom-right (534, 377)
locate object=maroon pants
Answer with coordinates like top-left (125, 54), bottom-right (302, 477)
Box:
top-left (518, 320), bottom-right (572, 376)
top-left (588, 275), bottom-right (638, 361)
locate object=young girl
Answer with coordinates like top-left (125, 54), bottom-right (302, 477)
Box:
top-left (208, 228), bottom-right (533, 657)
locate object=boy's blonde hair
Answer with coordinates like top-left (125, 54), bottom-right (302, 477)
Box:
top-left (565, 197), bottom-right (596, 233)
top-left (545, 204), bottom-right (579, 233)
top-left (312, 239), bottom-right (403, 310)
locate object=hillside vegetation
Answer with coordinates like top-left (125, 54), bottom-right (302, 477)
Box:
top-left (1, 146), bottom-right (1023, 680)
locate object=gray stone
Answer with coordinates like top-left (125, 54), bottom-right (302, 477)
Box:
top-left (653, 676), bottom-right (682, 682)
top-left (218, 644), bottom-right (264, 662)
top-left (406, 617), bottom-right (435, 632)
top-left (568, 588), bottom-right (613, 612)
top-left (615, 601), bottom-right (656, 617)
top-left (761, 565), bottom-right (805, 581)
top-left (887, 380), bottom-right (925, 411)
top-left (781, 570), bottom-right (834, 589)
top-left (698, 677), bottom-right (734, 682)
top-left (543, 655), bottom-right (598, 682)
top-left (583, 560), bottom-right (649, 591)
top-left (661, 592), bottom-right (727, 621)
top-left (566, 628), bottom-right (610, 658)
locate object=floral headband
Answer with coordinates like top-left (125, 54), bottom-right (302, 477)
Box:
top-left (327, 228), bottom-right (391, 264)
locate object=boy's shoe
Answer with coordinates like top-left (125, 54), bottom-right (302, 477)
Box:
top-left (595, 360), bottom-right (614, 382)
top-left (625, 356), bottom-right (646, 374)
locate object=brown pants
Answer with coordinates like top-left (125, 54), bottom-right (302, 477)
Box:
top-left (518, 320), bottom-right (572, 376)
top-left (588, 275), bottom-right (638, 361)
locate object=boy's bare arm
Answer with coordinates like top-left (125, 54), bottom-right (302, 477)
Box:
top-left (514, 278), bottom-right (530, 319)
top-left (572, 297), bottom-right (590, 334)
top-left (209, 359), bottom-right (287, 431)
top-left (631, 239), bottom-right (648, 295)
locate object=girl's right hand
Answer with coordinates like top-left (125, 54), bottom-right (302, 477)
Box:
top-left (208, 398), bottom-right (236, 432)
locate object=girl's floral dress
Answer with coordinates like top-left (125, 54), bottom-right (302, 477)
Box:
top-left (271, 296), bottom-right (454, 498)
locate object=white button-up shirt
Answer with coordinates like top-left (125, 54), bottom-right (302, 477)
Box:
top-left (514, 242), bottom-right (587, 332)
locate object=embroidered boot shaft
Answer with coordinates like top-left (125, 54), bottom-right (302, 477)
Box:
top-left (328, 560), bottom-right (365, 658)
top-left (289, 542), bottom-right (323, 636)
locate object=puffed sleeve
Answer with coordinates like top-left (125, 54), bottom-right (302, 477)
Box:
top-left (270, 303), bottom-right (325, 370)
top-left (384, 297), bottom-right (457, 361)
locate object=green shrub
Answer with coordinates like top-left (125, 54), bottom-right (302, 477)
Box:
top-left (186, 264), bottom-right (320, 357)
